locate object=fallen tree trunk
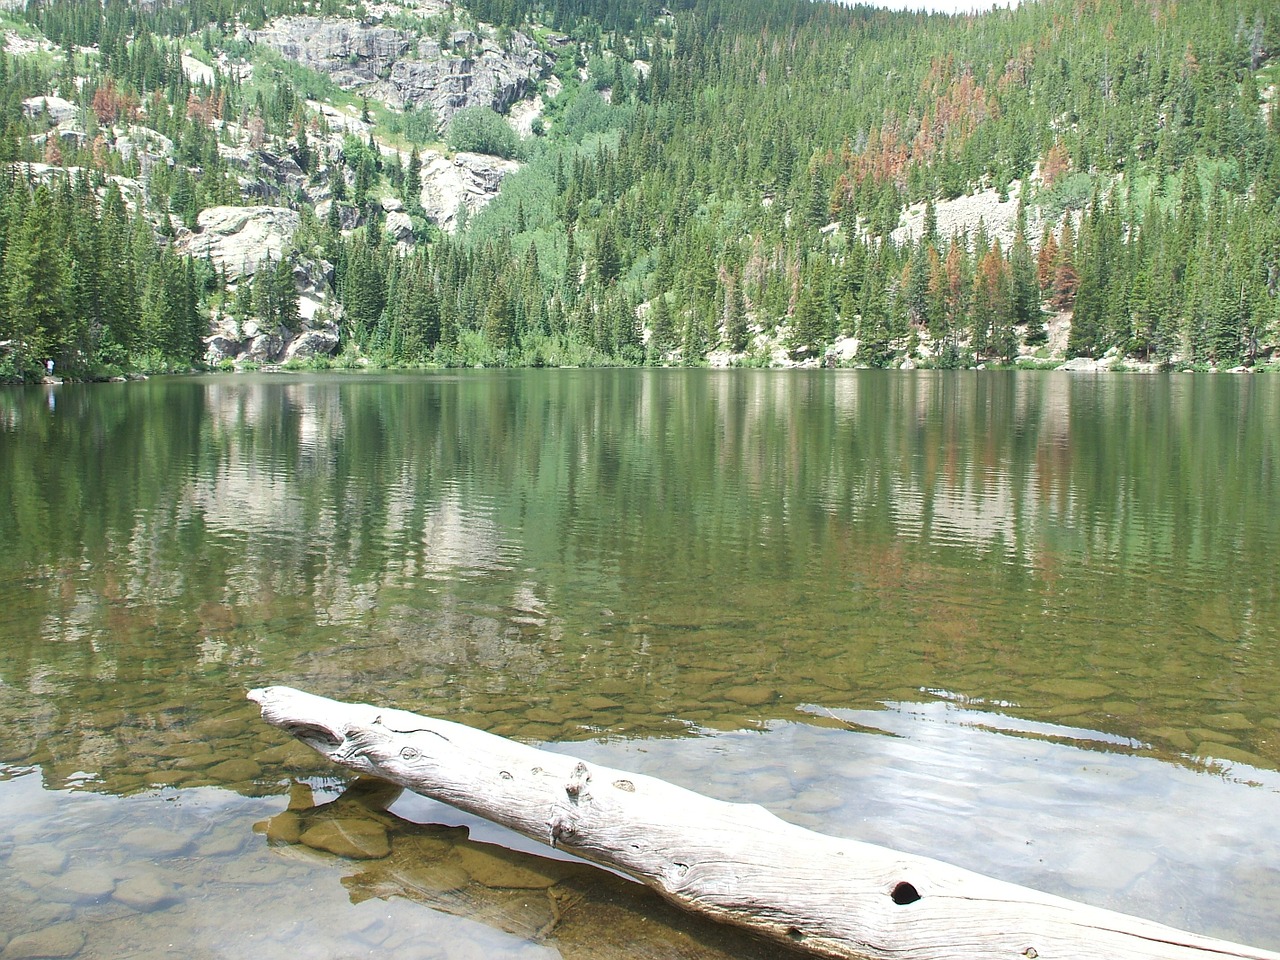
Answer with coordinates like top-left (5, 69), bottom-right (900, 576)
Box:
top-left (249, 685), bottom-right (1280, 960)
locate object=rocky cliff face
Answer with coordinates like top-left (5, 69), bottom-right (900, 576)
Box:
top-left (418, 149), bottom-right (520, 232)
top-left (177, 206), bottom-right (302, 278)
top-left (373, 29), bottom-right (545, 122)
top-left (177, 206), bottom-right (340, 365)
top-left (247, 17), bottom-right (547, 127)
top-left (247, 18), bottom-right (410, 88)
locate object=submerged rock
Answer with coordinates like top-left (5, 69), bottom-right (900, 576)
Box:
top-left (7, 843), bottom-right (69, 877)
top-left (207, 758), bottom-right (262, 783)
top-left (723, 685), bottom-right (776, 707)
top-left (454, 844), bottom-right (578, 889)
top-left (112, 875), bottom-right (178, 912)
top-left (259, 810), bottom-right (304, 844)
top-left (3, 922), bottom-right (85, 959)
top-left (120, 826), bottom-right (191, 858)
top-left (46, 869), bottom-right (115, 904)
top-left (299, 819), bottom-right (391, 860)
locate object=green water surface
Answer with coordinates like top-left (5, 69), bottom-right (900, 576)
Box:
top-left (1, 370), bottom-right (1278, 958)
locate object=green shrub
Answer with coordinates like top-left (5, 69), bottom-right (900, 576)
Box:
top-left (445, 107), bottom-right (520, 160)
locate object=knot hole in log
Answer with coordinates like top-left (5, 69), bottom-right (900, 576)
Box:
top-left (566, 761), bottom-right (592, 803)
top-left (284, 722), bottom-right (341, 746)
top-left (891, 882), bottom-right (921, 905)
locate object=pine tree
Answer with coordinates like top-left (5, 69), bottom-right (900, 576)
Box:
top-left (484, 277), bottom-right (517, 350)
top-left (649, 292), bottom-right (675, 357)
top-left (2, 185), bottom-right (71, 366)
top-left (405, 149), bottom-right (422, 213)
top-left (922, 198), bottom-right (938, 245)
top-left (789, 263), bottom-right (828, 357)
top-left (856, 260), bottom-right (892, 367)
top-left (253, 256), bottom-right (280, 327)
top-left (1052, 216), bottom-right (1079, 310)
top-left (1011, 225), bottom-right (1042, 344)
top-left (275, 257), bottom-right (300, 333)
top-left (595, 220), bottom-right (621, 286)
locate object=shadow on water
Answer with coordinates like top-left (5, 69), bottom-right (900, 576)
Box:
top-left (257, 777), bottom-right (802, 960)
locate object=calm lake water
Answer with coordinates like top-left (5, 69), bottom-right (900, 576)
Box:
top-left (1, 369), bottom-right (1279, 958)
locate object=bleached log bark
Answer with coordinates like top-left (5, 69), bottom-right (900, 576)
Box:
top-left (249, 685), bottom-right (1280, 960)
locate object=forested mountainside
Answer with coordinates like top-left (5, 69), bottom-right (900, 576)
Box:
top-left (0, 0), bottom-right (1277, 380)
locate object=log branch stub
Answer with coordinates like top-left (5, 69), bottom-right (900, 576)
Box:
top-left (248, 685), bottom-right (1280, 960)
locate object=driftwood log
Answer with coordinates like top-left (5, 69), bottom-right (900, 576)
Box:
top-left (249, 685), bottom-right (1280, 960)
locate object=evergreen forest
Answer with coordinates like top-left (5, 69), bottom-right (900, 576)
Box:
top-left (0, 0), bottom-right (1278, 380)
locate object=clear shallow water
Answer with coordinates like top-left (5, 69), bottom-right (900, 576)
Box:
top-left (1, 370), bottom-right (1278, 957)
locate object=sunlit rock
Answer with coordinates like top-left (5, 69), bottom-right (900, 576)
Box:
top-left (248, 16), bottom-right (545, 127)
top-left (177, 205), bottom-right (300, 280)
top-left (384, 209), bottom-right (415, 244)
top-left (418, 150), bottom-right (520, 232)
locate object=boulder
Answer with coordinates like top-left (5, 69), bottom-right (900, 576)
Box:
top-left (383, 210), bottom-right (414, 243)
top-left (116, 125), bottom-right (175, 167)
top-left (206, 308), bottom-right (339, 365)
top-left (305, 99), bottom-right (370, 136)
top-left (507, 94), bottom-right (544, 138)
top-left (177, 206), bottom-right (300, 279)
top-left (294, 259), bottom-right (333, 296)
top-left (823, 335), bottom-right (859, 365)
top-left (283, 327), bottom-right (340, 362)
top-left (22, 96), bottom-right (78, 124)
top-left (240, 319), bottom-right (287, 362)
top-left (181, 54), bottom-right (215, 86)
top-left (316, 199), bottom-right (362, 232)
top-left (252, 148), bottom-right (306, 194)
top-left (419, 150), bottom-right (519, 231)
top-left (1057, 355), bottom-right (1111, 372)
top-left (205, 331), bottom-right (241, 365)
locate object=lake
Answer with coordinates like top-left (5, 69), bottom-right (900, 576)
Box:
top-left (1, 369), bottom-right (1278, 959)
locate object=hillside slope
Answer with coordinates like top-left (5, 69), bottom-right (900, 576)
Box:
top-left (0, 0), bottom-right (1276, 379)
